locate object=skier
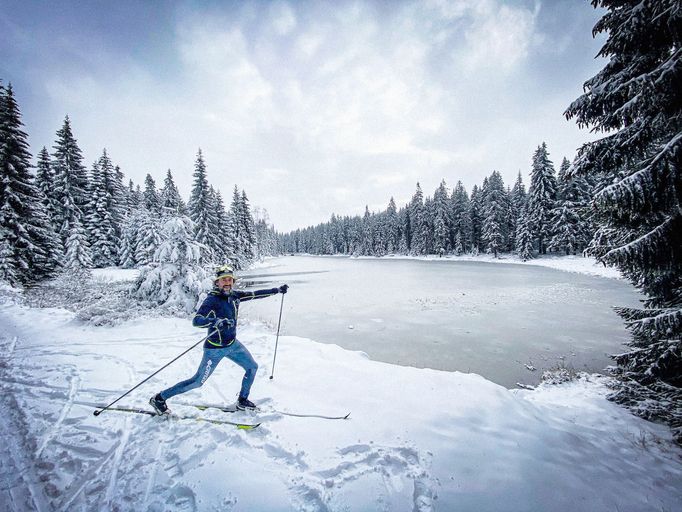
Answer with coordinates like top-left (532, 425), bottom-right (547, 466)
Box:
top-left (150, 264), bottom-right (288, 414)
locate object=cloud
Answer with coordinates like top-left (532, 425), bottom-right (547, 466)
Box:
top-left (14, 0), bottom-right (602, 232)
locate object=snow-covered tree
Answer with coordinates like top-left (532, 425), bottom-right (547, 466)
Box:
top-left (132, 215), bottom-right (209, 314)
top-left (548, 158), bottom-right (592, 255)
top-left (188, 149), bottom-right (216, 261)
top-left (52, 116), bottom-right (89, 248)
top-left (134, 209), bottom-right (161, 265)
top-left (527, 142), bottom-right (557, 254)
top-left (515, 206), bottom-right (534, 261)
top-left (451, 181), bottom-right (470, 254)
top-left (0, 83), bottom-right (59, 283)
top-left (385, 197), bottom-right (400, 254)
top-left (433, 180), bottom-right (451, 254)
top-left (160, 169), bottom-right (186, 216)
top-left (482, 171), bottom-right (509, 258)
top-left (469, 185), bottom-right (483, 255)
top-left (143, 173), bottom-right (161, 214)
top-left (86, 151), bottom-right (119, 267)
top-left (509, 172), bottom-right (527, 251)
top-left (565, 0), bottom-right (682, 443)
top-left (409, 183), bottom-right (429, 255)
top-left (63, 215), bottom-right (92, 276)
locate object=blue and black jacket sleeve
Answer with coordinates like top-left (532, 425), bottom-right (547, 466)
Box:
top-left (236, 287), bottom-right (280, 302)
top-left (192, 295), bottom-right (218, 328)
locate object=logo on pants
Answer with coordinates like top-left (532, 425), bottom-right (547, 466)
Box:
top-left (201, 359), bottom-right (213, 384)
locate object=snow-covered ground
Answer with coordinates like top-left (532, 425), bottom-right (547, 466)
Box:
top-left (1, 260), bottom-right (680, 511)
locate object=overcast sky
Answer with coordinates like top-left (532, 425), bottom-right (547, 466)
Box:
top-left (1, 0), bottom-right (606, 232)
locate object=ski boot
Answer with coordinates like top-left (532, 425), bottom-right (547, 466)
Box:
top-left (237, 395), bottom-right (258, 411)
top-left (150, 393), bottom-right (169, 415)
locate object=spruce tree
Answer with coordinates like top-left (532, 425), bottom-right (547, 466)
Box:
top-left (239, 190), bottom-right (257, 264)
top-left (509, 173), bottom-right (527, 251)
top-left (188, 149), bottom-right (215, 260)
top-left (160, 169), bottom-right (186, 216)
top-left (433, 180), bottom-right (451, 254)
top-left (143, 173), bottom-right (161, 214)
top-left (565, 0), bottom-right (682, 442)
top-left (515, 206), bottom-right (534, 261)
top-left (132, 215), bottom-right (209, 313)
top-left (86, 151), bottom-right (119, 267)
top-left (0, 83), bottom-right (58, 283)
top-left (451, 181), bottom-right (471, 255)
top-left (385, 197), bottom-right (400, 254)
top-left (548, 158), bottom-right (592, 255)
top-left (469, 185), bottom-right (483, 255)
top-left (409, 183), bottom-right (428, 255)
top-left (52, 116), bottom-right (89, 248)
top-left (482, 171), bottom-right (508, 258)
top-left (527, 142), bottom-right (558, 254)
top-left (63, 215), bottom-right (92, 275)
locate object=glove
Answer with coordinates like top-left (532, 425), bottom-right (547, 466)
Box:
top-left (214, 318), bottom-right (234, 330)
top-left (279, 284), bottom-right (289, 294)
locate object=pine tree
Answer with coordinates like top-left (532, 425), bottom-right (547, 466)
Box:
top-left (433, 180), bottom-right (451, 254)
top-left (134, 210), bottom-right (161, 266)
top-left (515, 206), bottom-right (534, 261)
top-left (132, 215), bottom-right (209, 314)
top-left (63, 214), bottom-right (92, 275)
top-left (0, 83), bottom-right (59, 283)
top-left (527, 142), bottom-right (558, 254)
top-left (548, 158), bottom-right (592, 255)
top-left (187, 149), bottom-right (215, 260)
top-left (52, 116), bottom-right (89, 248)
top-left (361, 206), bottom-right (374, 256)
top-left (509, 172), bottom-right (527, 251)
top-left (143, 173), bottom-right (161, 214)
top-left (409, 183), bottom-right (428, 255)
top-left (451, 181), bottom-right (471, 254)
top-left (482, 171), bottom-right (508, 258)
top-left (160, 169), bottom-right (186, 216)
top-left (239, 190), bottom-right (257, 264)
top-left (469, 185), bottom-right (483, 255)
top-left (35, 146), bottom-right (60, 229)
top-left (385, 197), bottom-right (400, 254)
top-left (86, 151), bottom-right (119, 267)
top-left (565, 0), bottom-right (682, 443)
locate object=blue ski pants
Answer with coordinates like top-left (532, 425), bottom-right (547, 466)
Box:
top-left (159, 340), bottom-right (258, 401)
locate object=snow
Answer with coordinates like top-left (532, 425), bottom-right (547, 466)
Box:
top-left (350, 253), bottom-right (625, 280)
top-left (1, 263), bottom-right (680, 511)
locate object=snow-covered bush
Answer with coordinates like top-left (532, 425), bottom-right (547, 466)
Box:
top-left (131, 215), bottom-right (211, 314)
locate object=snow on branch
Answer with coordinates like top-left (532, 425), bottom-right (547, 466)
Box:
top-left (603, 214), bottom-right (678, 267)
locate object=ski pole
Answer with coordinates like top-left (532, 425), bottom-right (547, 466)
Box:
top-left (269, 293), bottom-right (286, 380)
top-left (93, 328), bottom-right (218, 416)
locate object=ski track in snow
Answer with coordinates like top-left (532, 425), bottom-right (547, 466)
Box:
top-left (0, 329), bottom-right (436, 511)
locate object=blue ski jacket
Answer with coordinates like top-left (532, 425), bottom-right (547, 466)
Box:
top-left (193, 287), bottom-right (280, 348)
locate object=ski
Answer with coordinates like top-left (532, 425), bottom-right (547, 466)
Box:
top-left (184, 402), bottom-right (351, 420)
top-left (93, 405), bottom-right (261, 429)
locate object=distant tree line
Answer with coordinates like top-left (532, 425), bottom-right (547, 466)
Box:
top-left (279, 142), bottom-right (597, 261)
top-left (0, 82), bottom-right (278, 287)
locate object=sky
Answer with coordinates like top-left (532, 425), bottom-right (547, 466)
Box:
top-left (0, 0), bottom-right (607, 233)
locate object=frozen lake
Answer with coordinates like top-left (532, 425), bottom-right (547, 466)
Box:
top-left (240, 255), bottom-right (642, 388)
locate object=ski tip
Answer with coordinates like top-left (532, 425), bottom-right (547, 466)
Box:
top-left (238, 423), bottom-right (261, 430)
top-left (343, 413), bottom-right (351, 419)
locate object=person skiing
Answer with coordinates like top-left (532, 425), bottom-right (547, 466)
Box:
top-left (150, 264), bottom-right (288, 414)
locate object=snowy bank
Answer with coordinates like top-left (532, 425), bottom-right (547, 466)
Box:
top-left (291, 253), bottom-right (624, 281)
top-left (1, 297), bottom-right (680, 511)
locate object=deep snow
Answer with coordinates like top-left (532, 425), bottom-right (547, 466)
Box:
top-left (1, 257), bottom-right (680, 511)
